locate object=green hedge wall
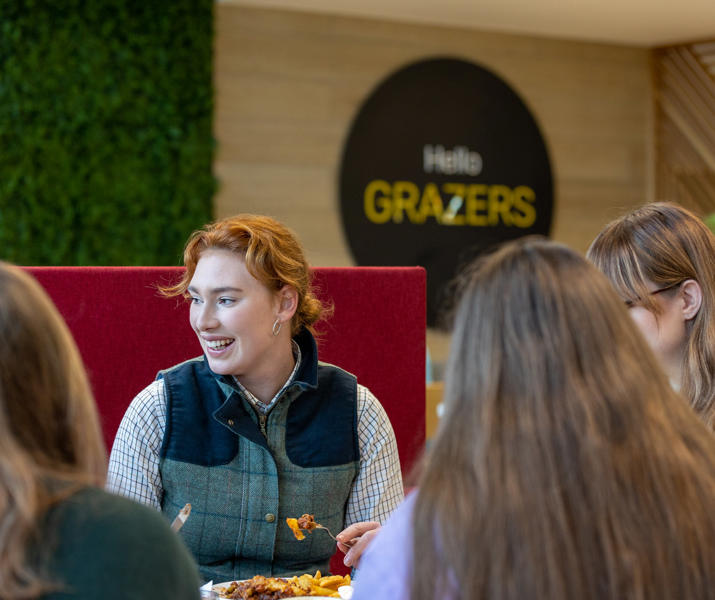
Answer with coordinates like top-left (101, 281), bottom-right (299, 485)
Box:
top-left (0, 0), bottom-right (215, 265)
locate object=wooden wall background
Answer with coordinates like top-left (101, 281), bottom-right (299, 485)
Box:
top-left (213, 4), bottom-right (653, 363)
top-left (654, 40), bottom-right (715, 216)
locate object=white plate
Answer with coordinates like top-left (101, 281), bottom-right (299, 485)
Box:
top-left (213, 580), bottom-right (352, 599)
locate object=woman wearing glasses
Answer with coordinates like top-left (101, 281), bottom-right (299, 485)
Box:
top-left (588, 202), bottom-right (715, 429)
top-left (351, 238), bottom-right (715, 600)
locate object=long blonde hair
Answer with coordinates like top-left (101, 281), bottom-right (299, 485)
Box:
top-left (587, 202), bottom-right (715, 428)
top-left (0, 263), bottom-right (106, 598)
top-left (412, 237), bottom-right (715, 600)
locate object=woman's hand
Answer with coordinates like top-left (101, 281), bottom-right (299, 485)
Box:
top-left (336, 521), bottom-right (381, 568)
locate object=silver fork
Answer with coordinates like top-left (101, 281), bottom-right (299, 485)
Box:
top-left (315, 524), bottom-right (356, 547)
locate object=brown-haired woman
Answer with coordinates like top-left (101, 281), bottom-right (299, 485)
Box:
top-left (352, 237), bottom-right (715, 600)
top-left (0, 263), bottom-right (200, 599)
top-left (107, 214), bottom-right (403, 583)
top-left (588, 202), bottom-right (715, 429)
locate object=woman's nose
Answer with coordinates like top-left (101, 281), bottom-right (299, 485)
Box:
top-left (194, 304), bottom-right (219, 330)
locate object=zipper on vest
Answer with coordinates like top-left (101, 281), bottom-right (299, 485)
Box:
top-left (259, 414), bottom-right (267, 438)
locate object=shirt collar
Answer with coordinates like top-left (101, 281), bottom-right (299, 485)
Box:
top-left (232, 340), bottom-right (302, 414)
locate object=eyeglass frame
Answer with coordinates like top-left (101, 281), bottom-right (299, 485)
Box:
top-left (624, 281), bottom-right (682, 308)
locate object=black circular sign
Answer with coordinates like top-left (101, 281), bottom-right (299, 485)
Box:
top-left (339, 57), bottom-right (553, 327)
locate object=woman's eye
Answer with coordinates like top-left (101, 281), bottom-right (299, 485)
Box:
top-left (189, 296), bottom-right (202, 305)
top-left (218, 297), bottom-right (236, 306)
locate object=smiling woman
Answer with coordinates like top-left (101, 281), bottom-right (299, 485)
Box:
top-left (106, 214), bottom-right (404, 584)
top-left (186, 249), bottom-right (298, 402)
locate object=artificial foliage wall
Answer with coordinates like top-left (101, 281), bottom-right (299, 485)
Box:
top-left (0, 0), bottom-right (216, 265)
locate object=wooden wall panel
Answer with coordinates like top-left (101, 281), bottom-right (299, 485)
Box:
top-left (654, 41), bottom-right (715, 216)
top-left (214, 4), bottom-right (652, 269)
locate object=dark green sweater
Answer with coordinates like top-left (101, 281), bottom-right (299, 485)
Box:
top-left (38, 486), bottom-right (200, 599)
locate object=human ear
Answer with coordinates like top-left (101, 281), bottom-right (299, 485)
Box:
top-left (680, 279), bottom-right (702, 321)
top-left (276, 285), bottom-right (299, 320)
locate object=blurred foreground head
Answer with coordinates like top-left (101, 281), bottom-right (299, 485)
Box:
top-left (587, 202), bottom-right (715, 428)
top-left (414, 237), bottom-right (715, 600)
top-left (0, 263), bottom-right (106, 595)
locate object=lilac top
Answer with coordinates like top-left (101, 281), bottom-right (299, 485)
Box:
top-left (352, 490), bottom-right (417, 600)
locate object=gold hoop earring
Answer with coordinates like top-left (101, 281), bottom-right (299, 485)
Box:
top-left (272, 318), bottom-right (282, 336)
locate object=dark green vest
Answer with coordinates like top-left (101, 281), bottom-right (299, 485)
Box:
top-left (158, 329), bottom-right (359, 583)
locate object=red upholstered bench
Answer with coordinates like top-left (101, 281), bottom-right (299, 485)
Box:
top-left (27, 266), bottom-right (426, 574)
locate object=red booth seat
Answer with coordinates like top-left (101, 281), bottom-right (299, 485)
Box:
top-left (27, 266), bottom-right (426, 574)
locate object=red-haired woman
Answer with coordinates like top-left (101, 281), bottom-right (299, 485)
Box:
top-left (107, 214), bottom-right (403, 583)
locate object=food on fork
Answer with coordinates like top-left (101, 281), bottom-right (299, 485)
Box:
top-left (285, 514), bottom-right (320, 540)
top-left (286, 514), bottom-right (356, 548)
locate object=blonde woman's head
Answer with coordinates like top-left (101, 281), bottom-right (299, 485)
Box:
top-left (588, 202), bottom-right (715, 427)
